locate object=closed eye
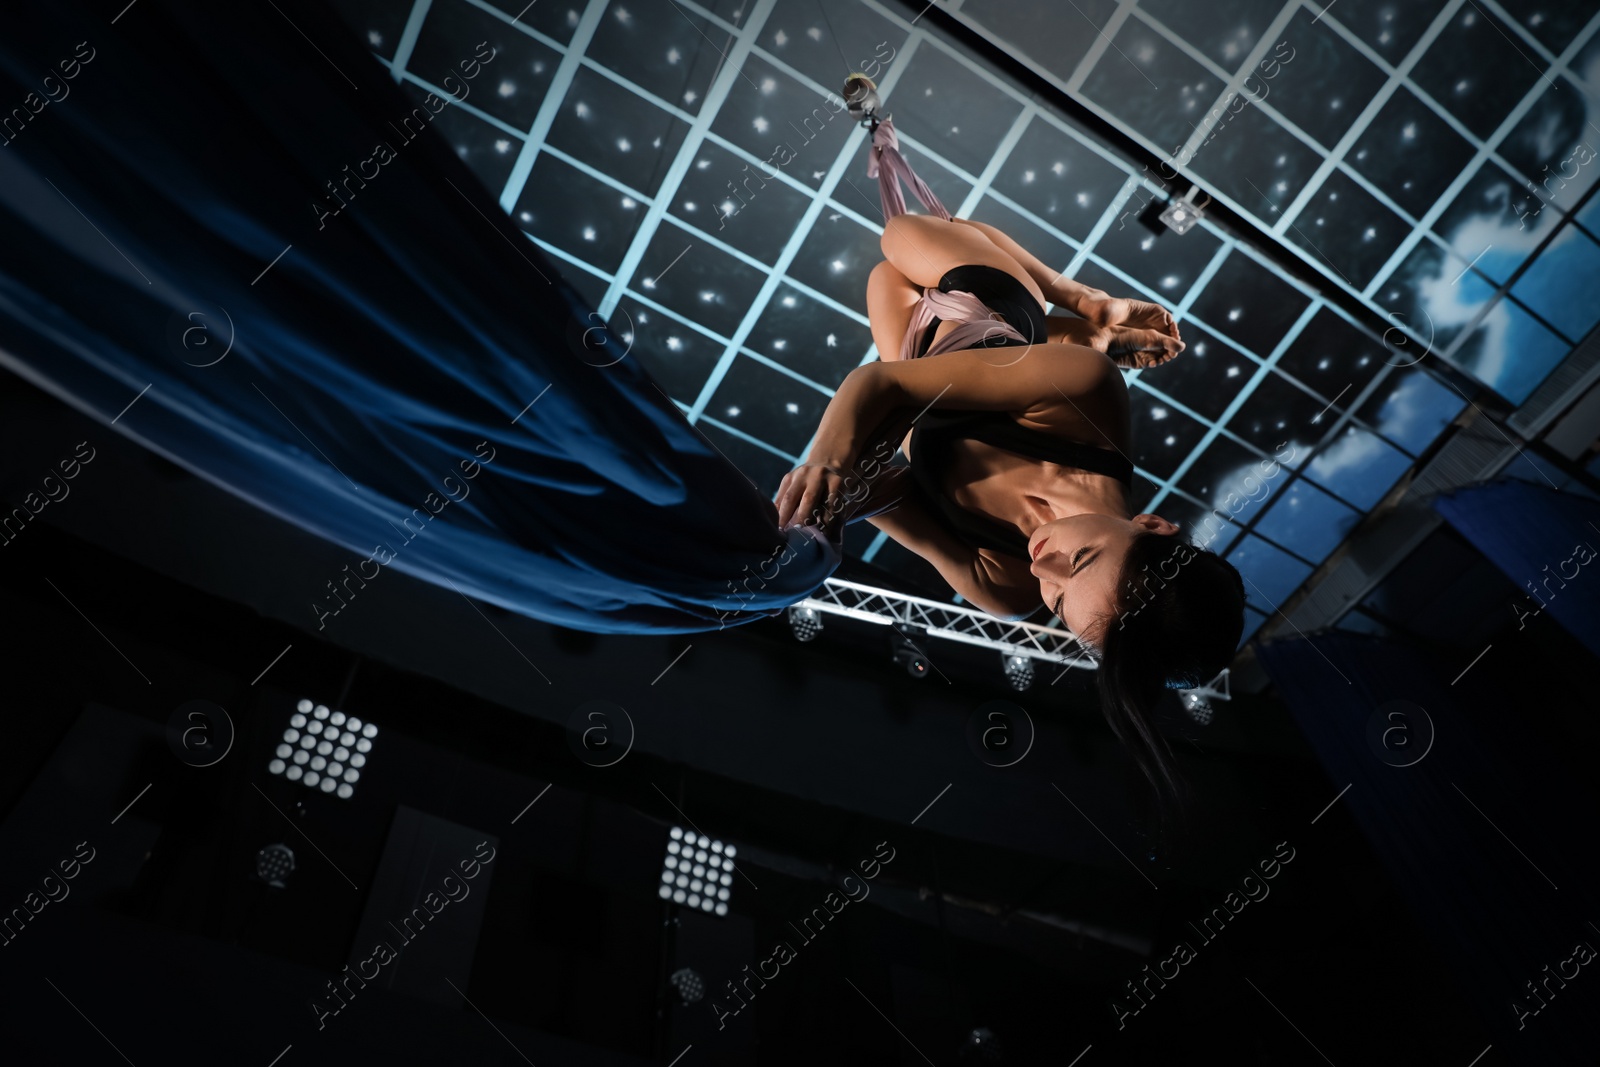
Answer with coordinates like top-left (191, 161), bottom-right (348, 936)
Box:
top-left (1052, 548), bottom-right (1090, 621)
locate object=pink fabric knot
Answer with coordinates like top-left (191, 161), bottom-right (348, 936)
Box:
top-left (898, 288), bottom-right (1028, 361)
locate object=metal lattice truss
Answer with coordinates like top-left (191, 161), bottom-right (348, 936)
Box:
top-left (797, 578), bottom-right (1098, 669)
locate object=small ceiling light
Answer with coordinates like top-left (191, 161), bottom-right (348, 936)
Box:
top-left (963, 1027), bottom-right (1004, 1060)
top-left (1160, 186), bottom-right (1210, 235)
top-left (890, 627), bottom-right (931, 680)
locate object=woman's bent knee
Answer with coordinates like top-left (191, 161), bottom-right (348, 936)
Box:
top-left (880, 213), bottom-right (942, 256)
top-left (866, 259), bottom-right (901, 289)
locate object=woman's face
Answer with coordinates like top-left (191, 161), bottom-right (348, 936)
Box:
top-left (1028, 513), bottom-right (1180, 646)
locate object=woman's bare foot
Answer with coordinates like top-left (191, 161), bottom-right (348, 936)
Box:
top-left (1076, 290), bottom-right (1182, 346)
top-left (1048, 315), bottom-right (1185, 368)
top-left (1101, 325), bottom-right (1184, 368)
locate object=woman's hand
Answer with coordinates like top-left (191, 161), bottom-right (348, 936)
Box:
top-left (776, 462), bottom-right (848, 531)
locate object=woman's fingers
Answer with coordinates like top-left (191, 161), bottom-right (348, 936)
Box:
top-left (776, 471), bottom-right (801, 527)
top-left (783, 473), bottom-right (807, 526)
top-left (819, 469), bottom-right (847, 526)
top-left (796, 482), bottom-right (820, 528)
top-left (789, 476), bottom-right (815, 527)
top-left (777, 465), bottom-right (844, 528)
top-left (804, 468), bottom-right (842, 527)
top-left (796, 475), bottom-right (824, 528)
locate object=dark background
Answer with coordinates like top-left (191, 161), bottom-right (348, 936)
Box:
top-left (0, 362), bottom-right (1597, 1065)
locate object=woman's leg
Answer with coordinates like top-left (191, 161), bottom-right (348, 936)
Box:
top-left (950, 217), bottom-right (1086, 311)
top-left (879, 213), bottom-right (1049, 311)
top-left (880, 214), bottom-right (1181, 366)
top-left (866, 260), bottom-right (922, 362)
top-left (864, 260), bottom-right (927, 458)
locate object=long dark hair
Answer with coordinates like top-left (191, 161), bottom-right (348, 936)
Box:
top-left (1093, 532), bottom-right (1245, 828)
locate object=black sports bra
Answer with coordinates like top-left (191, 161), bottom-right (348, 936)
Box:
top-left (907, 408), bottom-right (1134, 561)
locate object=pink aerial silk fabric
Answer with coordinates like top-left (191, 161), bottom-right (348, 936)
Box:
top-left (869, 118), bottom-right (1031, 360)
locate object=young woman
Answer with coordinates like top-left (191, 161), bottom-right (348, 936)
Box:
top-left (775, 208), bottom-right (1245, 806)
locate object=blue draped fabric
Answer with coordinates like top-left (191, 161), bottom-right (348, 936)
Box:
top-left (1434, 480), bottom-right (1600, 658)
top-left (0, 0), bottom-right (837, 633)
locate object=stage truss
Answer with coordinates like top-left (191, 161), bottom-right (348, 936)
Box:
top-left (795, 579), bottom-right (1100, 670)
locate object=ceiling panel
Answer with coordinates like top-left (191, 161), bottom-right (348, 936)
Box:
top-left (325, 0), bottom-right (1600, 642)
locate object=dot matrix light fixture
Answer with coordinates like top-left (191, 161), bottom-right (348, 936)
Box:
top-left (1179, 668), bottom-right (1231, 727)
top-left (658, 826), bottom-right (733, 917)
top-left (1182, 689), bottom-right (1215, 726)
top-left (668, 967), bottom-right (706, 1005)
top-left (266, 698), bottom-right (378, 800)
top-left (255, 843), bottom-right (295, 888)
top-left (1001, 653), bottom-right (1035, 692)
top-left (786, 604), bottom-right (823, 642)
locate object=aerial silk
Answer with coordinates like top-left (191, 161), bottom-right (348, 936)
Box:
top-left (867, 118), bottom-right (1027, 359)
top-left (0, 0), bottom-right (836, 633)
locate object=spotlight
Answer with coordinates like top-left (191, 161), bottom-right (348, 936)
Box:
top-left (787, 604), bottom-right (823, 642)
top-left (255, 843), bottom-right (295, 888)
top-left (269, 698), bottom-right (377, 800)
top-left (1001, 654), bottom-right (1034, 692)
top-left (668, 967), bottom-right (706, 1005)
top-left (1159, 186), bottom-right (1209, 235)
top-left (1182, 690), bottom-right (1214, 726)
top-left (1178, 668), bottom-right (1229, 726)
top-left (959, 1026), bottom-right (1005, 1064)
top-left (660, 827), bottom-right (732, 917)
top-left (890, 627), bottom-right (931, 680)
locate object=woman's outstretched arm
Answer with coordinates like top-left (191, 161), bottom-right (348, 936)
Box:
top-left (774, 366), bottom-right (922, 531)
top-left (775, 343), bottom-right (1125, 527)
